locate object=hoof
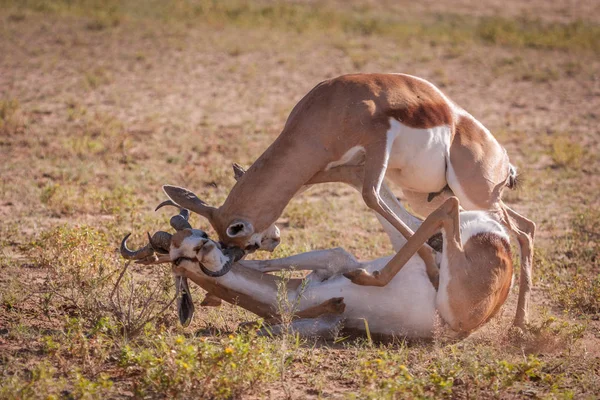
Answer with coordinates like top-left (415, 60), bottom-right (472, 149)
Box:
top-left (343, 268), bottom-right (367, 280)
top-left (324, 297), bottom-right (346, 314)
top-left (343, 268), bottom-right (380, 286)
top-left (201, 293), bottom-right (223, 307)
top-left (512, 317), bottom-right (528, 332)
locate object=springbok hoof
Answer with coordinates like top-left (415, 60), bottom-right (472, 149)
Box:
top-left (343, 268), bottom-right (380, 286)
top-left (200, 293), bottom-right (223, 307)
top-left (323, 297), bottom-right (346, 314)
top-left (512, 316), bottom-right (528, 332)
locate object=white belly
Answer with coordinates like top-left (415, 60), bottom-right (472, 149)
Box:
top-left (386, 119), bottom-right (451, 193)
top-left (297, 255), bottom-right (437, 338)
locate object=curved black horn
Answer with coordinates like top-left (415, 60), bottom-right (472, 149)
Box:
top-left (199, 247), bottom-right (245, 277)
top-left (155, 200), bottom-right (192, 231)
top-left (148, 231), bottom-right (173, 254)
top-left (120, 233), bottom-right (155, 260)
top-left (155, 199), bottom-right (182, 213)
top-left (199, 261), bottom-right (232, 278)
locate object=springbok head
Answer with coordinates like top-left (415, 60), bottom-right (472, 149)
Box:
top-left (161, 164), bottom-right (281, 254)
top-left (119, 201), bottom-right (243, 326)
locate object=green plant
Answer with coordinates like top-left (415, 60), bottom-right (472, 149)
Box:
top-left (477, 17), bottom-right (600, 52)
top-left (550, 136), bottom-right (584, 168)
top-left (32, 225), bottom-right (176, 337)
top-left (550, 209), bottom-right (600, 316)
top-left (0, 362), bottom-right (114, 399)
top-left (0, 98), bottom-right (24, 135)
top-left (119, 332), bottom-right (279, 398)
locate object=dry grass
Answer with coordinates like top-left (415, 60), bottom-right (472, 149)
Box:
top-left (550, 136), bottom-right (585, 169)
top-left (1, 0), bottom-right (599, 398)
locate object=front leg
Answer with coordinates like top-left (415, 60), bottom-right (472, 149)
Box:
top-left (499, 202), bottom-right (536, 328)
top-left (360, 139), bottom-right (439, 288)
top-left (309, 165), bottom-right (424, 249)
top-left (201, 293), bottom-right (222, 307)
top-left (239, 247), bottom-right (362, 279)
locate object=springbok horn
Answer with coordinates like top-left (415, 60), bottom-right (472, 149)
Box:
top-left (162, 185), bottom-right (217, 221)
top-left (120, 233), bottom-right (155, 260)
top-left (148, 231), bottom-right (173, 254)
top-left (232, 163), bottom-right (246, 181)
top-left (175, 275), bottom-right (195, 327)
top-left (155, 200), bottom-right (192, 231)
top-left (197, 246), bottom-right (245, 278)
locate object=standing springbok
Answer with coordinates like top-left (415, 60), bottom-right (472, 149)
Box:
top-left (121, 190), bottom-right (514, 339)
top-left (163, 73), bottom-right (535, 328)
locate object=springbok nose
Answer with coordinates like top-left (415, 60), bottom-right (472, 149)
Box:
top-left (261, 236), bottom-right (280, 252)
top-left (245, 243), bottom-right (260, 252)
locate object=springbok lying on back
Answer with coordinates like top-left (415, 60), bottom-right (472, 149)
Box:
top-left (121, 189), bottom-right (513, 339)
top-left (164, 73), bottom-right (535, 328)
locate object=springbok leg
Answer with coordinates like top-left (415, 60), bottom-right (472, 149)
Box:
top-left (307, 145), bottom-right (440, 289)
top-left (201, 293), bottom-right (223, 307)
top-left (345, 197), bottom-right (460, 287)
top-left (239, 248), bottom-right (361, 278)
top-left (258, 314), bottom-right (344, 338)
top-left (499, 202), bottom-right (535, 328)
top-left (236, 163), bottom-right (424, 241)
top-left (309, 166), bottom-right (424, 236)
top-left (256, 298), bottom-right (346, 338)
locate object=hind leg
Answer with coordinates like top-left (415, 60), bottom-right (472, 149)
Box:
top-left (309, 165), bottom-right (424, 247)
top-left (345, 197), bottom-right (461, 287)
top-left (238, 248), bottom-right (361, 278)
top-left (257, 315), bottom-right (344, 338)
top-left (241, 298), bottom-right (346, 338)
top-left (498, 202), bottom-right (535, 328)
top-left (358, 140), bottom-right (439, 287)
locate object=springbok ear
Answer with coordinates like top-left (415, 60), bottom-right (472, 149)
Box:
top-left (232, 163), bottom-right (246, 182)
top-left (176, 276), bottom-right (195, 327)
top-left (162, 185), bottom-right (217, 220)
top-left (226, 219), bottom-right (254, 238)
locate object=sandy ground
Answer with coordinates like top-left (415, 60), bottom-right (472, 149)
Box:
top-left (1, 0), bottom-right (599, 398)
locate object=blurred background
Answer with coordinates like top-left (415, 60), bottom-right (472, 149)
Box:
top-left (1, 1), bottom-right (599, 398)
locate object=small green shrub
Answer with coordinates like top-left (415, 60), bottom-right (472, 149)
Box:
top-left (477, 17), bottom-right (600, 52)
top-left (0, 362), bottom-right (114, 400)
top-left (556, 274), bottom-right (600, 316)
top-left (354, 348), bottom-right (572, 399)
top-left (0, 98), bottom-right (24, 135)
top-left (120, 332), bottom-right (279, 398)
top-left (32, 225), bottom-right (175, 337)
top-left (550, 209), bottom-right (600, 316)
top-left (550, 136), bottom-right (584, 168)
